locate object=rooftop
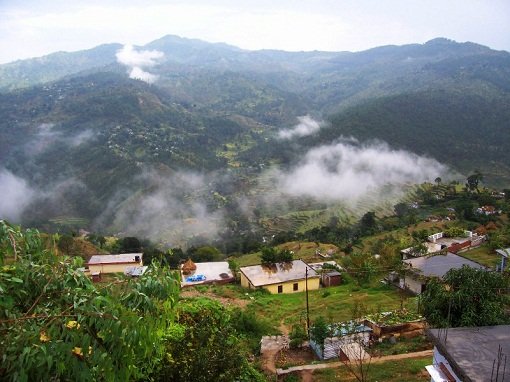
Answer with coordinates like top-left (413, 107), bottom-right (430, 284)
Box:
top-left (403, 252), bottom-right (485, 278)
top-left (428, 326), bottom-right (510, 382)
top-left (181, 261), bottom-right (234, 286)
top-left (240, 259), bottom-right (319, 287)
top-left (87, 253), bottom-right (143, 265)
top-left (496, 248), bottom-right (510, 258)
top-left (401, 242), bottom-right (443, 256)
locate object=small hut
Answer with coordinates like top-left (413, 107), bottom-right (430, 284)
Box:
top-left (182, 259), bottom-right (197, 275)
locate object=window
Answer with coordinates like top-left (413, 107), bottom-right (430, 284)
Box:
top-left (278, 285), bottom-right (283, 294)
top-left (293, 283), bottom-right (298, 291)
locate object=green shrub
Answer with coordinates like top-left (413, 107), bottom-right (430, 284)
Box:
top-left (289, 324), bottom-right (307, 349)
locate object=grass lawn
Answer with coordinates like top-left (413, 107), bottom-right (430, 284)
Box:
top-left (233, 241), bottom-right (341, 267)
top-left (312, 356), bottom-right (431, 381)
top-left (244, 281), bottom-right (417, 328)
top-left (459, 244), bottom-right (499, 268)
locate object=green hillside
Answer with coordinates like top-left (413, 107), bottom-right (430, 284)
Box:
top-left (1, 36), bottom-right (509, 240)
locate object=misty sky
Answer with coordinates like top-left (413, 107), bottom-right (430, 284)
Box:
top-left (1, 0), bottom-right (509, 64)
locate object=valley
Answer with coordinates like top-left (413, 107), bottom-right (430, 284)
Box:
top-left (1, 32), bottom-right (510, 382)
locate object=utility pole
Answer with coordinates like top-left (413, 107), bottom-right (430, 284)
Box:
top-left (306, 267), bottom-right (310, 333)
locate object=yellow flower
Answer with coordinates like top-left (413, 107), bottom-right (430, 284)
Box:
top-left (66, 320), bottom-right (80, 330)
top-left (72, 347), bottom-right (83, 358)
top-left (39, 331), bottom-right (50, 343)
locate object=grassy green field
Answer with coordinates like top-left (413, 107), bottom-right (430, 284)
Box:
top-left (243, 281), bottom-right (417, 328)
top-left (459, 244), bottom-right (499, 268)
top-left (312, 356), bottom-right (431, 381)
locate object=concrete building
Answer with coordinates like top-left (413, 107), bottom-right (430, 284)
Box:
top-left (87, 253), bottom-right (143, 274)
top-left (401, 253), bottom-right (485, 294)
top-left (240, 259), bottom-right (320, 294)
top-left (426, 326), bottom-right (510, 381)
top-left (495, 248), bottom-right (509, 272)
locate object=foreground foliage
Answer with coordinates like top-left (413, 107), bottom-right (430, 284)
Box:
top-left (0, 221), bottom-right (179, 381)
top-left (421, 266), bottom-right (510, 327)
top-left (0, 221), bottom-right (264, 381)
top-left (158, 298), bottom-right (265, 382)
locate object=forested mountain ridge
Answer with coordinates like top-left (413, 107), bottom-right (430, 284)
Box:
top-left (1, 35), bottom-right (509, 238)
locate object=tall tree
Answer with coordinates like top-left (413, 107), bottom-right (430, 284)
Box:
top-left (466, 172), bottom-right (483, 193)
top-left (421, 266), bottom-right (510, 328)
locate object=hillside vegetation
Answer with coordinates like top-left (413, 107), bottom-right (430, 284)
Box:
top-left (1, 35), bottom-right (509, 240)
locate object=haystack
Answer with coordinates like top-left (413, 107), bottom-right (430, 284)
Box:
top-left (182, 258), bottom-right (197, 275)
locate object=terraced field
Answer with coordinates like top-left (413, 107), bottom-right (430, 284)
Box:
top-left (258, 183), bottom-right (428, 235)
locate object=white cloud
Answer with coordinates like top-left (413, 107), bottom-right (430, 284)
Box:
top-left (115, 44), bottom-right (163, 67)
top-left (116, 44), bottom-right (163, 83)
top-left (278, 115), bottom-right (323, 139)
top-left (27, 123), bottom-right (95, 156)
top-left (273, 141), bottom-right (448, 203)
top-left (128, 66), bottom-right (159, 84)
top-left (102, 169), bottom-right (224, 245)
top-left (0, 169), bottom-right (35, 222)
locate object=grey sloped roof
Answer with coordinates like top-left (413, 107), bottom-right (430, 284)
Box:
top-left (403, 252), bottom-right (485, 278)
top-left (496, 248), bottom-right (510, 258)
top-left (428, 326), bottom-right (510, 382)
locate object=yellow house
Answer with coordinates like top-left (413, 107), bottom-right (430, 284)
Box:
top-left (240, 260), bottom-right (320, 294)
top-left (87, 253), bottom-right (143, 275)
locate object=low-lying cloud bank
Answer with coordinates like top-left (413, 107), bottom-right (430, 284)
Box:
top-left (0, 169), bottom-right (35, 222)
top-left (28, 123), bottom-right (95, 157)
top-left (278, 115), bottom-right (323, 139)
top-left (101, 170), bottom-right (224, 245)
top-left (273, 140), bottom-right (447, 202)
top-left (116, 45), bottom-right (164, 84)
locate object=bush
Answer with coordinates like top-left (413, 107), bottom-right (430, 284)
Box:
top-left (289, 324), bottom-right (308, 349)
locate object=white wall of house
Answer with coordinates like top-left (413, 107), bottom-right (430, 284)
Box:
top-left (425, 346), bottom-right (462, 382)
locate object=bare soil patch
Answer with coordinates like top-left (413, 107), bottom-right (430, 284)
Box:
top-left (180, 289), bottom-right (249, 308)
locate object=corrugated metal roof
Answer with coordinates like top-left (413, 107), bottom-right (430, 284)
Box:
top-left (403, 252), bottom-right (484, 278)
top-left (240, 260), bottom-right (319, 287)
top-left (87, 253), bottom-right (143, 265)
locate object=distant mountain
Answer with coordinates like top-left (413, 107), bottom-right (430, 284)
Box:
top-left (0, 43), bottom-right (122, 91)
top-left (1, 35), bottom-right (509, 235)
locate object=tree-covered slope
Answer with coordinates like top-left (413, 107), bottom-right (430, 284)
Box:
top-left (315, 89), bottom-right (510, 185)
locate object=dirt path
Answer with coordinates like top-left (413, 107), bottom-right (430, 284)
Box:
top-left (277, 349), bottom-right (433, 376)
top-left (261, 349), bottom-right (279, 374)
top-left (300, 369), bottom-right (314, 382)
top-left (279, 320), bottom-right (290, 335)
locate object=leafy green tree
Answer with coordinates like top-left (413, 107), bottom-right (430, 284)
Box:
top-left (343, 252), bottom-right (378, 285)
top-left (421, 266), bottom-right (510, 327)
top-left (260, 247), bottom-right (293, 264)
top-left (260, 246), bottom-right (277, 264)
top-left (455, 198), bottom-right (475, 220)
top-left (310, 316), bottom-right (330, 356)
top-left (189, 245), bottom-right (222, 262)
top-left (466, 172), bottom-right (483, 193)
top-left (0, 221), bottom-right (179, 381)
top-left (118, 236), bottom-right (142, 253)
top-left (157, 298), bottom-right (264, 382)
top-left (57, 234), bottom-right (78, 256)
top-left (359, 212), bottom-right (377, 236)
top-left (393, 202), bottom-right (410, 219)
top-left (289, 324), bottom-right (308, 349)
